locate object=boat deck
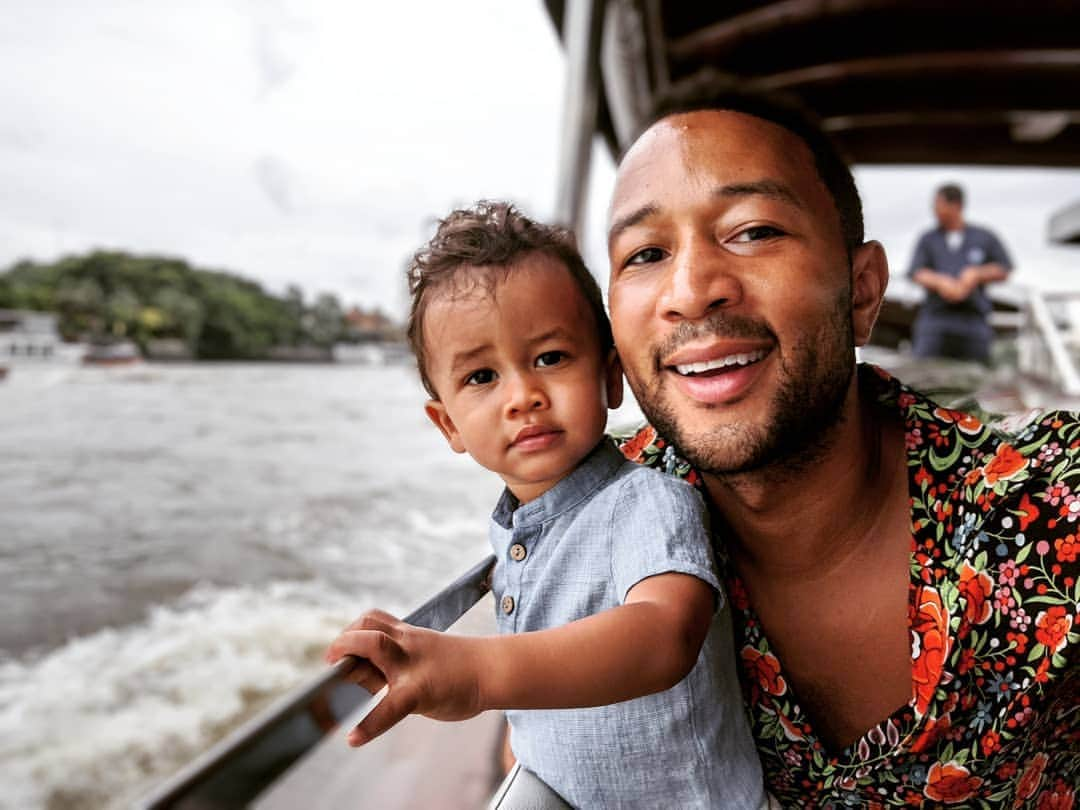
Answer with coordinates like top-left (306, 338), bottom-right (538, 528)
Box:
top-left (254, 596), bottom-right (505, 810)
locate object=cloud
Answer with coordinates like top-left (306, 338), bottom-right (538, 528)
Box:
top-left (253, 155), bottom-right (297, 214)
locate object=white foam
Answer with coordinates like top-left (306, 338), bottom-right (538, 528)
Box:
top-left (0, 580), bottom-right (383, 810)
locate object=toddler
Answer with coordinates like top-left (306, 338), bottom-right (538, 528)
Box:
top-left (326, 201), bottom-right (765, 808)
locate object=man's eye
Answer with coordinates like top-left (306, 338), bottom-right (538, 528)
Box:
top-left (625, 246), bottom-right (666, 266)
top-left (465, 369), bottom-right (495, 386)
top-left (536, 351), bottom-right (565, 368)
top-left (732, 225), bottom-right (784, 243)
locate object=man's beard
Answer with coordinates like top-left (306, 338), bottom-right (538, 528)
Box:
top-left (632, 294), bottom-right (855, 479)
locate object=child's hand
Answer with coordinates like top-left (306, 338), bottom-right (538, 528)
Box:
top-left (324, 609), bottom-right (486, 746)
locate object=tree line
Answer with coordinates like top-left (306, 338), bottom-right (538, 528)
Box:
top-left (0, 251), bottom-right (381, 360)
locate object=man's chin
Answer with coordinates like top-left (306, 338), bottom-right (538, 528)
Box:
top-left (639, 395), bottom-right (774, 476)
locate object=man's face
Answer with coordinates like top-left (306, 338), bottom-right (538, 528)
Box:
top-left (606, 110), bottom-right (857, 477)
top-left (934, 195), bottom-right (963, 230)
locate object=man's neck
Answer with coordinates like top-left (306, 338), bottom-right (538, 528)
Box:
top-left (703, 375), bottom-right (906, 580)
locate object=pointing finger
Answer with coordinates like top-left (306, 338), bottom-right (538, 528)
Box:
top-left (347, 685), bottom-right (418, 747)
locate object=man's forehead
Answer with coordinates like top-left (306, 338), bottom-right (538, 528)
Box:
top-left (610, 110), bottom-right (818, 215)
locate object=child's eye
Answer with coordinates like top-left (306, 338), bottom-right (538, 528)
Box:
top-left (536, 351), bottom-right (565, 368)
top-left (465, 369), bottom-right (496, 386)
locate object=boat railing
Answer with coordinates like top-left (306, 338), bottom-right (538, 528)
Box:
top-left (1015, 288), bottom-right (1080, 399)
top-left (135, 555), bottom-right (495, 810)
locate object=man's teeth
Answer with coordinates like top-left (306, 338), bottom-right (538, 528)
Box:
top-left (675, 349), bottom-right (767, 375)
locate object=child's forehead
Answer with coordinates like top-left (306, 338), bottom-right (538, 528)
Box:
top-left (430, 257), bottom-right (591, 320)
top-left (423, 261), bottom-right (598, 355)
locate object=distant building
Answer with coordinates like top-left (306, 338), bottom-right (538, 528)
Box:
top-left (343, 307), bottom-right (404, 343)
top-left (0, 309), bottom-right (85, 362)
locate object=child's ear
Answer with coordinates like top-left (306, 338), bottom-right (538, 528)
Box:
top-left (424, 400), bottom-right (466, 454)
top-left (605, 349), bottom-right (624, 410)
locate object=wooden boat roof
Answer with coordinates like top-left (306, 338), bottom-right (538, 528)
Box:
top-left (544, 0), bottom-right (1080, 168)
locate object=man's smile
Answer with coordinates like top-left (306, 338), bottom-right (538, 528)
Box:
top-left (661, 341), bottom-right (774, 405)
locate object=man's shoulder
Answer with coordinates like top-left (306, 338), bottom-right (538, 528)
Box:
top-left (611, 424), bottom-right (701, 485)
top-left (965, 222), bottom-right (1004, 243)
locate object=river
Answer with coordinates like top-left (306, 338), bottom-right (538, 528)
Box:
top-left (0, 362), bottom-right (507, 809)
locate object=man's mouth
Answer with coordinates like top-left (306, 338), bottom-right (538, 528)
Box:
top-left (672, 348), bottom-right (770, 377)
top-left (662, 343), bottom-right (773, 405)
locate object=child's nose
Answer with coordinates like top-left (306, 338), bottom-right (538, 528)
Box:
top-left (505, 372), bottom-right (549, 415)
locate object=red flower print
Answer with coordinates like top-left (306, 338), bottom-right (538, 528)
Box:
top-left (1034, 606), bottom-right (1073, 654)
top-left (957, 647), bottom-right (977, 674)
top-left (984, 443), bottom-right (1027, 485)
top-left (1055, 534), bottom-right (1079, 563)
top-left (741, 646), bottom-right (787, 696)
top-left (777, 710), bottom-right (805, 742)
top-left (924, 761), bottom-right (983, 804)
top-left (728, 577), bottom-right (750, 611)
top-left (915, 466), bottom-right (933, 488)
top-left (1017, 492), bottom-right (1041, 531)
top-left (1015, 753), bottom-right (1049, 805)
top-left (910, 713), bottom-right (951, 753)
top-left (1037, 782), bottom-right (1075, 810)
top-left (1035, 656), bottom-right (1052, 684)
top-left (911, 584), bottom-right (950, 716)
top-left (1007, 631), bottom-right (1029, 655)
top-left (981, 729), bottom-right (1001, 756)
top-left (998, 761), bottom-right (1019, 780)
top-left (933, 407), bottom-right (983, 434)
top-left (959, 562), bottom-right (994, 626)
top-left (620, 425), bottom-right (656, 463)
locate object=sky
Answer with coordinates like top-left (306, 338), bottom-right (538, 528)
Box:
top-left (2, 0), bottom-right (1079, 317)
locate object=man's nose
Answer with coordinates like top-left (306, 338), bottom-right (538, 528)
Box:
top-left (658, 237), bottom-right (743, 322)
top-left (504, 370), bottom-right (549, 415)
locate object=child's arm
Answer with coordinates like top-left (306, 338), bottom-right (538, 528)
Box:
top-left (324, 571), bottom-right (714, 746)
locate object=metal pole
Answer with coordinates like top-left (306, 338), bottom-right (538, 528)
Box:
top-left (135, 555), bottom-right (495, 810)
top-left (554, 0), bottom-right (604, 236)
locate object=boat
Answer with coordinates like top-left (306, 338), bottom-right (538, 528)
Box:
top-left (0, 308), bottom-right (87, 364)
top-left (82, 338), bottom-right (141, 365)
top-left (138, 3), bottom-right (1080, 808)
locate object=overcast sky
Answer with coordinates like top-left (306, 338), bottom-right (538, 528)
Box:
top-left (2, 0), bottom-right (1079, 317)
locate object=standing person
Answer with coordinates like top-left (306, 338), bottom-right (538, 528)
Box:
top-left (606, 87), bottom-right (1078, 808)
top-left (908, 183), bottom-right (1013, 363)
top-left (326, 202), bottom-right (768, 809)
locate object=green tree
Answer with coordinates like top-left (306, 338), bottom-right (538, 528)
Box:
top-left (306, 292), bottom-right (344, 347)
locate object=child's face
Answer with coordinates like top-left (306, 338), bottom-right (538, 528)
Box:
top-left (423, 254), bottom-right (623, 503)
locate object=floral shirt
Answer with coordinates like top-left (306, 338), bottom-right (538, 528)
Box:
top-left (618, 365), bottom-right (1079, 808)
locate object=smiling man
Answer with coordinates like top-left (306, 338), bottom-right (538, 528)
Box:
top-left (607, 87), bottom-right (1079, 808)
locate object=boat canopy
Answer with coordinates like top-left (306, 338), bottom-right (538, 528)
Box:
top-left (544, 0), bottom-right (1080, 167)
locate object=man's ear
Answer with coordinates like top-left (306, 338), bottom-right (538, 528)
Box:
top-left (605, 349), bottom-right (624, 410)
top-left (424, 400), bottom-right (466, 454)
top-left (850, 240), bottom-right (889, 347)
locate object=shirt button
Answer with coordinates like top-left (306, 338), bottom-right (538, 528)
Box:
top-left (509, 543), bottom-right (527, 562)
top-left (501, 595), bottom-right (515, 615)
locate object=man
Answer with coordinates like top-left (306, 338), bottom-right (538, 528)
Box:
top-left (607, 88), bottom-right (1077, 807)
top-left (908, 183), bottom-right (1012, 363)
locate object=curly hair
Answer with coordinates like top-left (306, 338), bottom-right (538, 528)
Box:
top-left (406, 200), bottom-right (612, 398)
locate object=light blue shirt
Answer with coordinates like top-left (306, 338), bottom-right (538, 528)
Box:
top-left (490, 439), bottom-right (764, 809)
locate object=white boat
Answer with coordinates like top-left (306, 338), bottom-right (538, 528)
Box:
top-left (0, 308), bottom-right (87, 364)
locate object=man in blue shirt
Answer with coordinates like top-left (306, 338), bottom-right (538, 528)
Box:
top-left (908, 183), bottom-right (1013, 363)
